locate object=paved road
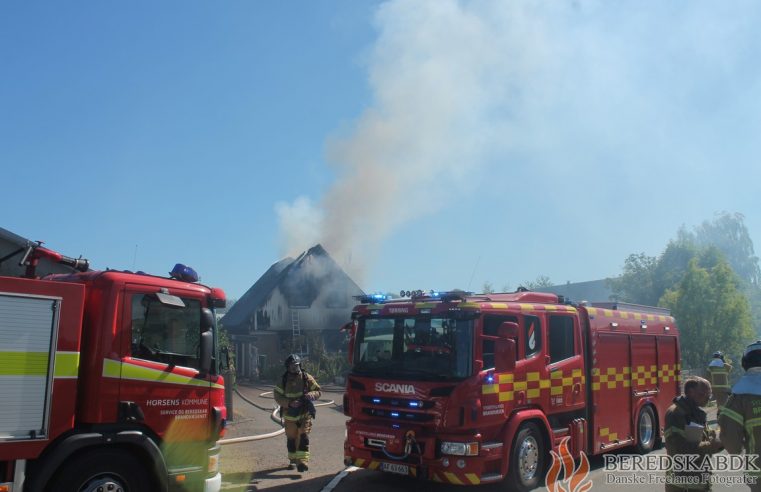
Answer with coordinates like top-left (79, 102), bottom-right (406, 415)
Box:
top-left (220, 382), bottom-right (348, 491)
top-left (221, 389), bottom-right (752, 492)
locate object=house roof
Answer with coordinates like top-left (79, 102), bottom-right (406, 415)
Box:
top-left (221, 244), bottom-right (364, 328)
top-left (535, 279), bottom-right (613, 303)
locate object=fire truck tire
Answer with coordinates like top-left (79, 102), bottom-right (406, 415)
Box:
top-left (635, 405), bottom-right (657, 454)
top-left (506, 422), bottom-right (545, 492)
top-left (49, 448), bottom-right (154, 492)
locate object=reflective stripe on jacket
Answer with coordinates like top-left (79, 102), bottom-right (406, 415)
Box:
top-left (707, 363), bottom-right (732, 390)
top-left (718, 371), bottom-right (761, 476)
top-left (274, 371), bottom-right (321, 422)
top-left (664, 396), bottom-right (718, 490)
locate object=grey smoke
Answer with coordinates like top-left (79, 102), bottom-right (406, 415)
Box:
top-left (277, 0), bottom-right (761, 281)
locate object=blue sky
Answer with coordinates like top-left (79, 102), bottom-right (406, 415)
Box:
top-left (2, 1), bottom-right (760, 301)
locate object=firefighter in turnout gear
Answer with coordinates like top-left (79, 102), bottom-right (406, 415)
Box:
top-left (718, 341), bottom-right (761, 492)
top-left (664, 377), bottom-right (723, 492)
top-left (274, 354), bottom-right (321, 473)
top-left (706, 351), bottom-right (732, 411)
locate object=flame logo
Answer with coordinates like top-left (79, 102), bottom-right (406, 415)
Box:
top-left (545, 437), bottom-right (593, 492)
top-left (528, 324), bottom-right (536, 350)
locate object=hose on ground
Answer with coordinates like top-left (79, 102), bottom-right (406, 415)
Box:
top-left (218, 387), bottom-right (335, 445)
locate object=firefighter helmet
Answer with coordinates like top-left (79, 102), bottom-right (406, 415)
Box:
top-left (285, 353), bottom-right (302, 368)
top-left (712, 351), bottom-right (725, 360)
top-left (742, 341), bottom-right (761, 370)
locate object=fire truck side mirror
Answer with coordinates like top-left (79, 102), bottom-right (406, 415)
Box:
top-left (200, 330), bottom-right (213, 375)
top-left (340, 322), bottom-right (356, 365)
top-left (494, 338), bottom-right (516, 372)
top-left (201, 308), bottom-right (214, 330)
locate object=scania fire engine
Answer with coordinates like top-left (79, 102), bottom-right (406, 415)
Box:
top-left (342, 289), bottom-right (680, 490)
top-left (0, 243), bottom-right (227, 492)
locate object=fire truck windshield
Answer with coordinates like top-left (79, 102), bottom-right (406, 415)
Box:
top-left (131, 294), bottom-right (203, 368)
top-left (352, 316), bottom-right (473, 380)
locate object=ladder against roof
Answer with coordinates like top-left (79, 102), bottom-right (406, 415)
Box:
top-left (291, 308), bottom-right (301, 338)
top-left (290, 308), bottom-right (306, 355)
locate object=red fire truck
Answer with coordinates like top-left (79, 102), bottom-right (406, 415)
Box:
top-left (0, 244), bottom-right (227, 492)
top-left (342, 290), bottom-right (680, 490)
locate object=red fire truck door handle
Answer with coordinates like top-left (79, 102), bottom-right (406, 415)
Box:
top-left (573, 383), bottom-right (581, 394)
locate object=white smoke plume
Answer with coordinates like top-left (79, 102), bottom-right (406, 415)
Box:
top-left (277, 0), bottom-right (761, 281)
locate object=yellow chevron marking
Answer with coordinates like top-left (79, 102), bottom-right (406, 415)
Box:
top-left (465, 473), bottom-right (480, 484)
top-left (444, 472), bottom-right (464, 485)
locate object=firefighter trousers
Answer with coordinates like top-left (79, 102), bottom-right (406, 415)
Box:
top-left (285, 418), bottom-right (313, 464)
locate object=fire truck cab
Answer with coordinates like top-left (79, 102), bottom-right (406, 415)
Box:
top-left (0, 245), bottom-right (227, 492)
top-left (342, 290), bottom-right (679, 490)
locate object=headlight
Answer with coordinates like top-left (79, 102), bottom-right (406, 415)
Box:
top-left (440, 441), bottom-right (479, 456)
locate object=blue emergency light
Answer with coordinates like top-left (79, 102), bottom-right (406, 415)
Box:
top-left (169, 263), bottom-right (199, 283)
top-left (354, 293), bottom-right (389, 304)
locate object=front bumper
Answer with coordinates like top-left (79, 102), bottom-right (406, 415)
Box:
top-left (344, 421), bottom-right (502, 486)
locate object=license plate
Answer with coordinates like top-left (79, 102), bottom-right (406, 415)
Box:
top-left (380, 462), bottom-right (409, 475)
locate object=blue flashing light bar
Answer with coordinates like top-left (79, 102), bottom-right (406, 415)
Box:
top-left (390, 412), bottom-right (400, 418)
top-left (409, 401), bottom-right (420, 408)
top-left (485, 372), bottom-right (495, 384)
top-left (354, 293), bottom-right (389, 304)
top-left (372, 398), bottom-right (381, 404)
top-left (399, 289), bottom-right (474, 301)
top-left (169, 263), bottom-right (199, 283)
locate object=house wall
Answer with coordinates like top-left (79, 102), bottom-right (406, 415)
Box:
top-left (254, 286), bottom-right (355, 333)
top-left (255, 286), bottom-right (290, 330)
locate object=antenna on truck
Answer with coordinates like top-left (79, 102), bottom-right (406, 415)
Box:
top-left (18, 241), bottom-right (89, 279)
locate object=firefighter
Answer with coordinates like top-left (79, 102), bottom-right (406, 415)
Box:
top-left (718, 341), bottom-right (761, 492)
top-left (664, 376), bottom-right (723, 492)
top-left (274, 354), bottom-right (321, 473)
top-left (706, 351), bottom-right (732, 411)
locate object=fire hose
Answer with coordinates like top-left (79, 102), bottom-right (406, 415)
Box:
top-left (218, 388), bottom-right (335, 445)
top-left (381, 432), bottom-right (422, 463)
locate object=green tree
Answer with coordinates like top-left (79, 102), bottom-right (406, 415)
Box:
top-left (216, 322), bottom-right (236, 388)
top-left (522, 275), bottom-right (553, 290)
top-left (481, 281), bottom-right (494, 294)
top-left (687, 214), bottom-right (761, 336)
top-left (607, 253), bottom-right (659, 305)
top-left (660, 258), bottom-right (754, 370)
top-left (686, 212), bottom-right (760, 287)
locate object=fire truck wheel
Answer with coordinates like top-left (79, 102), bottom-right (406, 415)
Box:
top-left (635, 405), bottom-right (657, 454)
top-left (506, 422), bottom-right (545, 492)
top-left (49, 448), bottom-right (153, 492)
